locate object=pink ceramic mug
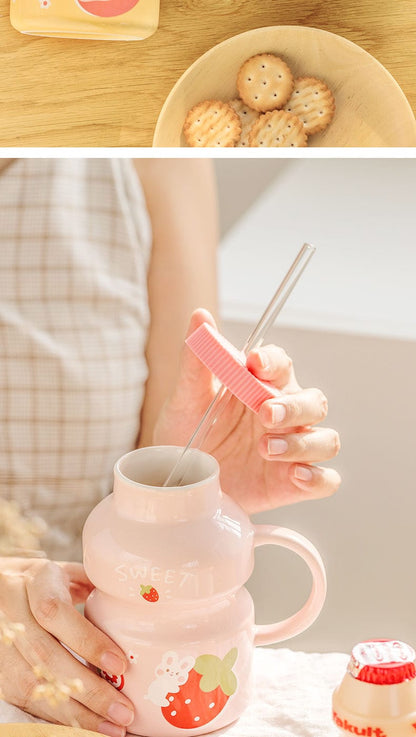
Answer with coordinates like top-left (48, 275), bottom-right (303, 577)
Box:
top-left (83, 446), bottom-right (326, 737)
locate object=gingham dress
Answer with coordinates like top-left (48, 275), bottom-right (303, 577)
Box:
top-left (0, 159), bottom-right (152, 561)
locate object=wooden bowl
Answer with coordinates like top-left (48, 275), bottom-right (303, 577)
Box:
top-left (153, 25), bottom-right (416, 147)
top-left (0, 725), bottom-right (102, 736)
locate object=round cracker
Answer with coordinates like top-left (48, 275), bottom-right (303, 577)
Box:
top-left (248, 110), bottom-right (308, 147)
top-left (284, 77), bottom-right (335, 135)
top-left (229, 98), bottom-right (260, 147)
top-left (237, 54), bottom-right (294, 112)
top-left (183, 100), bottom-right (241, 147)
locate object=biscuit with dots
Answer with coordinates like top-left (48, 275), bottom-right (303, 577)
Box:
top-left (237, 54), bottom-right (294, 112)
top-left (183, 100), bottom-right (241, 147)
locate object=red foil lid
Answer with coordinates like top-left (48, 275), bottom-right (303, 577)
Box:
top-left (348, 640), bottom-right (416, 685)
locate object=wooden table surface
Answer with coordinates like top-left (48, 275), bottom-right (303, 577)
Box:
top-left (0, 726), bottom-right (102, 736)
top-left (0, 0), bottom-right (415, 147)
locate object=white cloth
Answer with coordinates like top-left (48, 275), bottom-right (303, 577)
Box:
top-left (0, 648), bottom-right (349, 736)
top-left (0, 159), bottom-right (152, 562)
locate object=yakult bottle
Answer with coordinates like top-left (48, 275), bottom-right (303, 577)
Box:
top-left (332, 640), bottom-right (416, 736)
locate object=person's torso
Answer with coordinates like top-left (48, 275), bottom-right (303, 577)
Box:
top-left (0, 158), bottom-right (152, 560)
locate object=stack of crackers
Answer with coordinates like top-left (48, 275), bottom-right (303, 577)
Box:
top-left (183, 53), bottom-right (335, 147)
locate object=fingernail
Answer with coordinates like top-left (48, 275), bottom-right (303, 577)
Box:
top-left (101, 652), bottom-right (125, 675)
top-left (98, 721), bottom-right (126, 737)
top-left (294, 465), bottom-right (313, 482)
top-left (271, 403), bottom-right (286, 424)
top-left (107, 702), bottom-right (134, 726)
top-left (257, 349), bottom-right (269, 371)
top-left (268, 438), bottom-right (288, 455)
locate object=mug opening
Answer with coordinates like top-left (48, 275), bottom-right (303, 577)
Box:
top-left (116, 446), bottom-right (219, 489)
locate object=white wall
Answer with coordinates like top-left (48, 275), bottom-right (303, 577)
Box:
top-left (217, 159), bottom-right (416, 340)
top-left (215, 159), bottom-right (416, 653)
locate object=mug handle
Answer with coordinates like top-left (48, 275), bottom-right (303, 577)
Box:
top-left (252, 525), bottom-right (327, 647)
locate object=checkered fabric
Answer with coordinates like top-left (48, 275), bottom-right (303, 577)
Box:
top-left (0, 159), bottom-right (152, 561)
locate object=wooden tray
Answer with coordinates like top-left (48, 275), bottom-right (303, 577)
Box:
top-left (0, 725), bottom-right (102, 736)
top-left (153, 25), bottom-right (416, 148)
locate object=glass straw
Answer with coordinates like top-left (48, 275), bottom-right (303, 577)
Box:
top-left (163, 243), bottom-right (316, 487)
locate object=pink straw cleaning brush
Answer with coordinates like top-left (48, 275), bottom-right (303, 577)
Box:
top-left (186, 322), bottom-right (280, 414)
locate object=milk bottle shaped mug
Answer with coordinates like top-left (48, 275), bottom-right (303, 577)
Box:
top-left (83, 446), bottom-right (327, 737)
top-left (10, 0), bottom-right (158, 40)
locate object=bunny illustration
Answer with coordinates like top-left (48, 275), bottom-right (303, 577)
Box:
top-left (145, 651), bottom-right (195, 707)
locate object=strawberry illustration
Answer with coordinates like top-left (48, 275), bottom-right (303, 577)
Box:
top-left (140, 584), bottom-right (159, 602)
top-left (99, 670), bottom-right (125, 691)
top-left (161, 648), bottom-right (237, 729)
